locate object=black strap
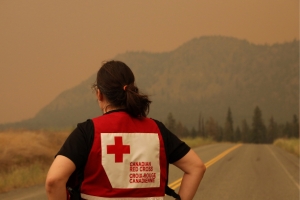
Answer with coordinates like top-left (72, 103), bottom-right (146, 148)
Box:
top-left (67, 186), bottom-right (81, 200)
top-left (165, 186), bottom-right (181, 200)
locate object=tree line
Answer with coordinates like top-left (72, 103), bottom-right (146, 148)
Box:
top-left (165, 106), bottom-right (299, 144)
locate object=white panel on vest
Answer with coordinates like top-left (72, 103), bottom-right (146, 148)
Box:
top-left (101, 133), bottom-right (160, 188)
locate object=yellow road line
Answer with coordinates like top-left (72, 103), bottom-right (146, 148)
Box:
top-left (168, 143), bottom-right (243, 190)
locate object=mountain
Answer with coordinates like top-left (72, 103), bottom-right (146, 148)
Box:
top-left (1, 36), bottom-right (299, 130)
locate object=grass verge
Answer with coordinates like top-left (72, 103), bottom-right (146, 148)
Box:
top-left (181, 136), bottom-right (215, 148)
top-left (0, 161), bottom-right (49, 193)
top-left (0, 130), bottom-right (70, 193)
top-left (273, 138), bottom-right (299, 157)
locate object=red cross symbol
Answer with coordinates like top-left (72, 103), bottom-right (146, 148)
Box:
top-left (107, 136), bottom-right (130, 163)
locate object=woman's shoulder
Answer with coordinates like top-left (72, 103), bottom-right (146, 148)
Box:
top-left (149, 118), bottom-right (167, 129)
top-left (77, 119), bottom-right (94, 132)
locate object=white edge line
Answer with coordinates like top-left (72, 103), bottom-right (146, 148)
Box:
top-left (266, 145), bottom-right (300, 190)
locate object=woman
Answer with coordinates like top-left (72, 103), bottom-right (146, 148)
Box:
top-left (46, 60), bottom-right (206, 200)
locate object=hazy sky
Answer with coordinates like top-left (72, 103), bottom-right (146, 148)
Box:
top-left (0, 0), bottom-right (299, 124)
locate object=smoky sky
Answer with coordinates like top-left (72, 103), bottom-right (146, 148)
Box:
top-left (0, 0), bottom-right (298, 124)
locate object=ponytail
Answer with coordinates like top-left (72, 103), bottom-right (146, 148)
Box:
top-left (96, 60), bottom-right (151, 118)
top-left (124, 83), bottom-right (151, 118)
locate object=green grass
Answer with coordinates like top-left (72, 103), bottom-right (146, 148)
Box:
top-left (273, 138), bottom-right (299, 157)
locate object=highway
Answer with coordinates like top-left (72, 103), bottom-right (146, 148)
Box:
top-left (166, 143), bottom-right (299, 200)
top-left (0, 143), bottom-right (299, 200)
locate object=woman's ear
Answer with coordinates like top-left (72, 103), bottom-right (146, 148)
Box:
top-left (97, 89), bottom-right (103, 102)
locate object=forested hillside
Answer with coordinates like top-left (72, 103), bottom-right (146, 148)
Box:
top-left (115, 36), bottom-right (298, 128)
top-left (1, 36), bottom-right (298, 134)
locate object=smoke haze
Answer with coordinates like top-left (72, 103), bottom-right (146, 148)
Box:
top-left (0, 0), bottom-right (298, 123)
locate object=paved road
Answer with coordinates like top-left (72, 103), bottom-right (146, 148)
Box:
top-left (166, 143), bottom-right (299, 200)
top-left (0, 143), bottom-right (299, 200)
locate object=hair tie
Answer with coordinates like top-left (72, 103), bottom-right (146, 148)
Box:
top-left (123, 85), bottom-right (128, 91)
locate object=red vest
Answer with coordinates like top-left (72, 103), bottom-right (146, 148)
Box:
top-left (80, 111), bottom-right (168, 200)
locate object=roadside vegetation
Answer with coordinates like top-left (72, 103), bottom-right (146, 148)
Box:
top-left (0, 130), bottom-right (214, 193)
top-left (273, 138), bottom-right (299, 157)
top-left (0, 130), bottom-right (70, 193)
top-left (182, 137), bottom-right (215, 148)
top-left (165, 110), bottom-right (299, 144)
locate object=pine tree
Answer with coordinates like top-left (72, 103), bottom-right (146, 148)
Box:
top-left (224, 107), bottom-right (234, 142)
top-left (202, 118), bottom-right (206, 138)
top-left (175, 121), bottom-right (185, 138)
top-left (283, 122), bottom-right (292, 138)
top-left (198, 113), bottom-right (205, 138)
top-left (218, 126), bottom-right (224, 142)
top-left (291, 114), bottom-right (299, 138)
top-left (251, 106), bottom-right (266, 143)
top-left (190, 127), bottom-right (197, 138)
top-left (241, 119), bottom-right (250, 143)
top-left (235, 126), bottom-right (241, 142)
top-left (165, 112), bottom-right (176, 134)
top-left (266, 117), bottom-right (277, 143)
top-left (205, 117), bottom-right (219, 141)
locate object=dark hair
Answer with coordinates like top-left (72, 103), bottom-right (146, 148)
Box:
top-left (94, 60), bottom-right (151, 118)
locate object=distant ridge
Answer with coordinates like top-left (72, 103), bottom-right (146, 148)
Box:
top-left (1, 36), bottom-right (298, 130)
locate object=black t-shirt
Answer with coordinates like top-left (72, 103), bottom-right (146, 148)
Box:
top-left (57, 114), bottom-right (190, 172)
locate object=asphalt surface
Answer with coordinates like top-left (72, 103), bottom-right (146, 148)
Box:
top-left (0, 143), bottom-right (299, 200)
top-left (166, 143), bottom-right (299, 200)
